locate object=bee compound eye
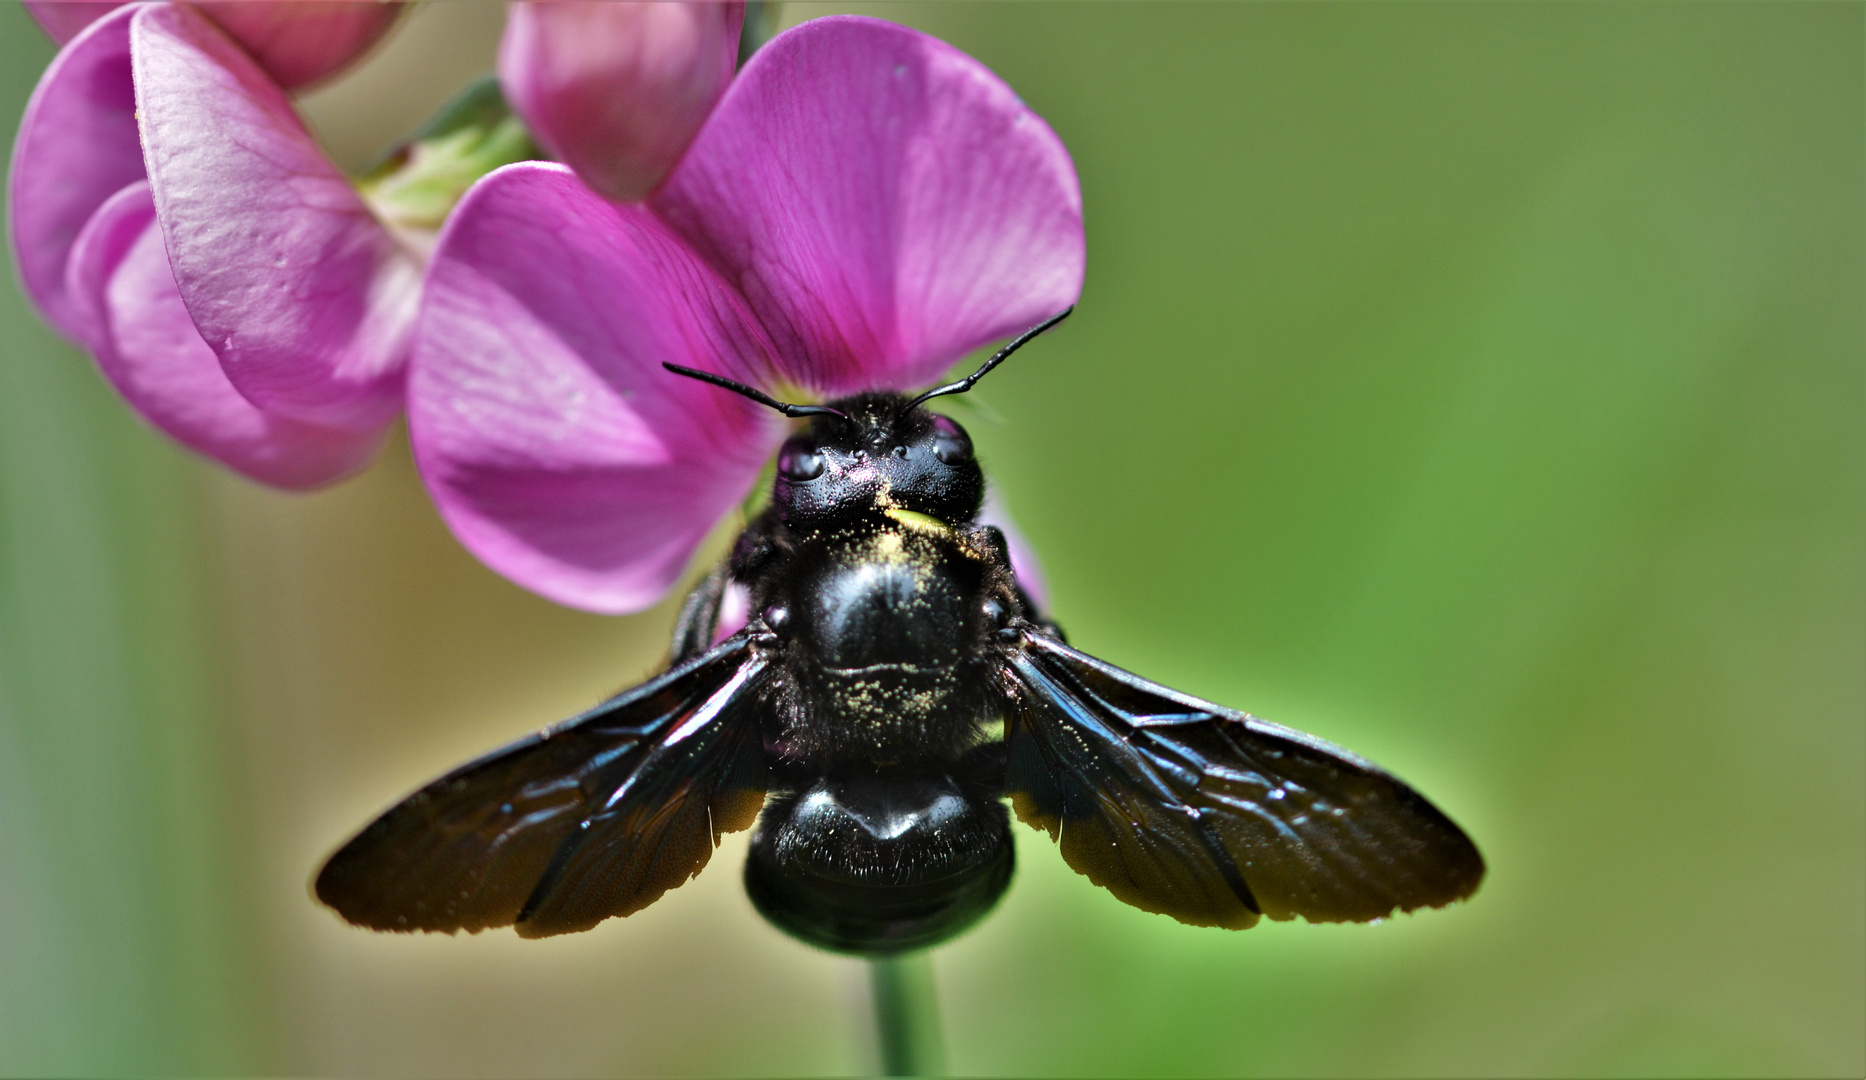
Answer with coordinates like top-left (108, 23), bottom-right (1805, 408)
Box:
top-left (777, 441), bottom-right (825, 482)
top-left (929, 415), bottom-right (972, 466)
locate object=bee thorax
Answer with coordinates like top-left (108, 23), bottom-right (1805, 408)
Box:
top-left (765, 525), bottom-right (1001, 765)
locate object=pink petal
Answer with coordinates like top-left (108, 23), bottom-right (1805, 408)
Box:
top-left (713, 581), bottom-right (752, 642)
top-left (132, 3), bottom-right (418, 430)
top-left (499, 1), bottom-right (742, 204)
top-left (8, 5), bottom-right (143, 341)
top-left (408, 163), bottom-right (784, 614)
top-left (22, 1), bottom-right (124, 46)
top-left (196, 1), bottom-right (406, 90)
top-left (978, 486), bottom-right (1050, 613)
top-left (652, 15), bottom-right (1085, 397)
top-left (66, 182), bottom-right (385, 489)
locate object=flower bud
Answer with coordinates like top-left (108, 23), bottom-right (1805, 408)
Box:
top-left (24, 1), bottom-right (405, 89)
top-left (498, 1), bottom-right (744, 203)
top-left (195, 0), bottom-right (405, 89)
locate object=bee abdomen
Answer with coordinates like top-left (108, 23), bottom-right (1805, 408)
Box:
top-left (745, 771), bottom-right (1013, 955)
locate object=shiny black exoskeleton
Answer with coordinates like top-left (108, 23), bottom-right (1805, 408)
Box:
top-left (643, 392), bottom-right (1036, 952)
top-left (316, 312), bottom-right (1485, 955)
top-left (727, 396), bottom-right (1025, 951)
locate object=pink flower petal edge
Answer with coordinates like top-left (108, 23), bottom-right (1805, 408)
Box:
top-left (8, 5), bottom-right (143, 341)
top-left (712, 581), bottom-right (752, 643)
top-left (133, 3), bottom-right (418, 430)
top-left (26, 1), bottom-right (403, 89)
top-left (21, 1), bottom-right (122, 47)
top-left (408, 163), bottom-right (783, 613)
top-left (652, 15), bottom-right (1086, 397)
top-left (66, 182), bottom-right (383, 488)
top-left (499, 0), bottom-right (742, 204)
top-left (978, 487), bottom-right (1050, 613)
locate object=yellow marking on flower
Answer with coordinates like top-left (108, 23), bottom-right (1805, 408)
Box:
top-left (767, 378), bottom-right (820, 406)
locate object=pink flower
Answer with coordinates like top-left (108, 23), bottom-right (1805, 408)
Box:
top-left (499, 1), bottom-right (744, 203)
top-left (408, 16), bottom-right (1084, 613)
top-left (23, 0), bottom-right (404, 90)
top-left (10, 4), bottom-right (424, 487)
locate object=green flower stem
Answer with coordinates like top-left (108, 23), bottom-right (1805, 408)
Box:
top-left (355, 76), bottom-right (540, 235)
top-left (868, 954), bottom-right (943, 1077)
top-left (738, 1), bottom-right (781, 68)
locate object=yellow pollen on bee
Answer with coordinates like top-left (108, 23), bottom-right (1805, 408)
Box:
top-left (867, 530), bottom-right (915, 569)
top-left (886, 508), bottom-right (949, 535)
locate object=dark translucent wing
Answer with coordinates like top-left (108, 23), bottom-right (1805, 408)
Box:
top-left (315, 636), bottom-right (772, 938)
top-left (1004, 633), bottom-right (1484, 929)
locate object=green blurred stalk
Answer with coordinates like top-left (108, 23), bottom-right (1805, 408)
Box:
top-left (0, 9), bottom-right (269, 1072)
top-left (738, 1), bottom-right (781, 68)
top-left (869, 954), bottom-right (944, 1077)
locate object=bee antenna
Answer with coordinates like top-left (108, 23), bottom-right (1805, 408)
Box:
top-left (900, 306), bottom-right (1074, 414)
top-left (662, 364), bottom-right (851, 423)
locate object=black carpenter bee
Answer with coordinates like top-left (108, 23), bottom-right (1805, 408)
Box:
top-left (315, 309), bottom-right (1484, 954)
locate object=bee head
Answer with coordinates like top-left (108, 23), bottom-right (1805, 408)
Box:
top-left (764, 395), bottom-right (981, 529)
top-left (662, 306), bottom-right (1071, 531)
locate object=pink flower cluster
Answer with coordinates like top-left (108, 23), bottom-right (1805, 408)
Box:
top-left (12, 3), bottom-right (417, 484)
top-left (9, 3), bottom-right (1084, 614)
top-left (10, 0), bottom-right (745, 487)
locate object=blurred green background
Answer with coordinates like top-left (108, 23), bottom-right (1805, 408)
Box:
top-left (1, 2), bottom-right (1859, 1076)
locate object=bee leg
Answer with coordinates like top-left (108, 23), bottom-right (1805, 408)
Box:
top-left (978, 525), bottom-right (1067, 643)
top-left (667, 563), bottom-right (730, 662)
top-left (664, 512), bottom-right (792, 664)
